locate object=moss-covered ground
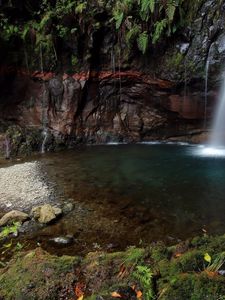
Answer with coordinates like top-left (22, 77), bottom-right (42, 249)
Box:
top-left (0, 234), bottom-right (225, 300)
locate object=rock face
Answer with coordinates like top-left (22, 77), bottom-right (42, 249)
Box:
top-left (0, 210), bottom-right (29, 226)
top-left (0, 71), bottom-right (211, 150)
top-left (0, 0), bottom-right (224, 151)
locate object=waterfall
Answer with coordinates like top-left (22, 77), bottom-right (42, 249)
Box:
top-left (210, 74), bottom-right (225, 147)
top-left (204, 44), bottom-right (214, 129)
top-left (183, 58), bottom-right (187, 101)
top-left (4, 137), bottom-right (10, 159)
top-left (204, 59), bottom-right (210, 128)
top-left (111, 48), bottom-right (116, 76)
top-left (41, 128), bottom-right (48, 154)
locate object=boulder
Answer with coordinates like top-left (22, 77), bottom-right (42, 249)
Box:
top-left (0, 210), bottom-right (29, 226)
top-left (31, 204), bottom-right (62, 224)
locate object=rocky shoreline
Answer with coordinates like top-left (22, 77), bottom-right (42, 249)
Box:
top-left (0, 161), bottom-right (56, 212)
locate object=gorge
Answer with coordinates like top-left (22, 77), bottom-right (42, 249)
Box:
top-left (0, 1), bottom-right (225, 300)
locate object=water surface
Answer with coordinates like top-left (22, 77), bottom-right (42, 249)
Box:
top-left (1, 144), bottom-right (225, 255)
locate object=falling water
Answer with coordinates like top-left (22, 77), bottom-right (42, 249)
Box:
top-left (183, 58), bottom-right (187, 101)
top-left (4, 137), bottom-right (10, 159)
top-left (41, 128), bottom-right (48, 154)
top-left (204, 59), bottom-right (210, 128)
top-left (210, 74), bottom-right (225, 147)
top-left (111, 48), bottom-right (116, 76)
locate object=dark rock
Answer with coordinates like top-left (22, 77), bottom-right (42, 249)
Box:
top-left (18, 220), bottom-right (42, 233)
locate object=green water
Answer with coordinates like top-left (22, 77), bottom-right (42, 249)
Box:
top-left (2, 144), bottom-right (225, 255)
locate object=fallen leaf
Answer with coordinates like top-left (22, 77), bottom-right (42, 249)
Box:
top-left (204, 253), bottom-right (212, 263)
top-left (77, 296), bottom-right (84, 300)
top-left (174, 253), bottom-right (182, 258)
top-left (111, 291), bottom-right (122, 298)
top-left (136, 290), bottom-right (142, 298)
top-left (205, 270), bottom-right (217, 277)
top-left (75, 282), bottom-right (85, 298)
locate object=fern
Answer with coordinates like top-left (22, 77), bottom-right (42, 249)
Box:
top-left (75, 2), bottom-right (87, 14)
top-left (152, 19), bottom-right (167, 44)
top-left (139, 0), bottom-right (155, 21)
top-left (114, 11), bottom-right (124, 29)
top-left (166, 1), bottom-right (176, 22)
top-left (21, 23), bottom-right (30, 41)
top-left (125, 23), bottom-right (140, 48)
top-left (137, 31), bottom-right (148, 54)
top-left (149, 0), bottom-right (155, 13)
top-left (133, 265), bottom-right (155, 300)
top-left (39, 11), bottom-right (53, 30)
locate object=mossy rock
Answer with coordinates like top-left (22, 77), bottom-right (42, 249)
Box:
top-left (1, 235), bottom-right (225, 300)
top-left (0, 248), bottom-right (80, 300)
top-left (159, 272), bottom-right (225, 300)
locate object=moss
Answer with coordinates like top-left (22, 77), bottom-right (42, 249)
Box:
top-left (166, 52), bottom-right (184, 68)
top-left (148, 241), bottom-right (169, 263)
top-left (168, 250), bottom-right (205, 276)
top-left (1, 235), bottom-right (225, 300)
top-left (0, 248), bottom-right (80, 300)
top-left (5, 125), bottom-right (44, 156)
top-left (159, 273), bottom-right (225, 300)
top-left (191, 234), bottom-right (225, 254)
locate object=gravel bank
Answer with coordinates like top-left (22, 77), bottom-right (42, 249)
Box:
top-left (0, 162), bottom-right (55, 212)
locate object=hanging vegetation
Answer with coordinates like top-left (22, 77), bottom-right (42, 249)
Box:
top-left (0, 0), bottom-right (192, 71)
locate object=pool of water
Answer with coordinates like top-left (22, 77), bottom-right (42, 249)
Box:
top-left (1, 144), bottom-right (225, 255)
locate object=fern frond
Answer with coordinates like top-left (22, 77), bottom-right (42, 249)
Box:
top-left (114, 11), bottom-right (124, 29)
top-left (137, 31), bottom-right (148, 54)
top-left (125, 23), bottom-right (141, 47)
top-left (166, 1), bottom-right (176, 22)
top-left (152, 19), bottom-right (167, 44)
top-left (149, 0), bottom-right (155, 13)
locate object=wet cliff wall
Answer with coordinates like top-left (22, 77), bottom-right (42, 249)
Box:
top-left (0, 0), bottom-right (225, 154)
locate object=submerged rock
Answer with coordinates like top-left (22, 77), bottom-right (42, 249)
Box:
top-left (62, 201), bottom-right (74, 214)
top-left (49, 235), bottom-right (74, 245)
top-left (0, 210), bottom-right (29, 226)
top-left (31, 204), bottom-right (62, 224)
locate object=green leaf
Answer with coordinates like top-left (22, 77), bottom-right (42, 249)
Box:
top-left (115, 11), bottom-right (124, 29)
top-left (204, 253), bottom-right (212, 263)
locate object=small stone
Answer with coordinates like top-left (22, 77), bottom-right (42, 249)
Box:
top-left (62, 202), bottom-right (74, 214)
top-left (0, 210), bottom-right (29, 226)
top-left (50, 235), bottom-right (73, 245)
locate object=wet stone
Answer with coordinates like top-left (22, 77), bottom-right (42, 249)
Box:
top-left (49, 235), bottom-right (74, 245)
top-left (0, 210), bottom-right (29, 226)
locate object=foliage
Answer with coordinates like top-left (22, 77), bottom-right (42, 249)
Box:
top-left (137, 31), bottom-right (148, 54)
top-left (0, 0), bottom-right (188, 68)
top-left (0, 222), bottom-right (20, 240)
top-left (133, 265), bottom-right (155, 300)
top-left (205, 252), bottom-right (225, 272)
